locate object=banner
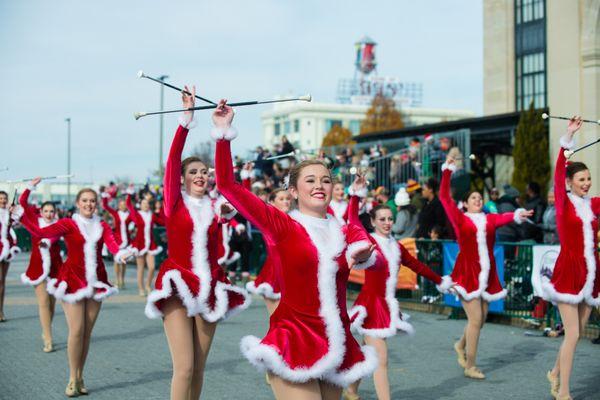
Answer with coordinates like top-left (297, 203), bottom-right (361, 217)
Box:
top-left (442, 242), bottom-right (505, 313)
top-left (531, 245), bottom-right (560, 298)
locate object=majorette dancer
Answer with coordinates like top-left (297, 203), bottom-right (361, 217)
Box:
top-left (544, 117), bottom-right (600, 400)
top-left (144, 87), bottom-right (250, 400)
top-left (20, 187), bottom-right (131, 397)
top-left (245, 178), bottom-right (291, 316)
top-left (19, 177), bottom-right (63, 352)
top-left (0, 190), bottom-right (21, 322)
top-left (101, 190), bottom-right (133, 289)
top-left (345, 175), bottom-right (451, 400)
top-left (126, 187), bottom-right (163, 296)
top-left (439, 155), bottom-right (532, 380)
top-left (214, 99), bottom-right (379, 399)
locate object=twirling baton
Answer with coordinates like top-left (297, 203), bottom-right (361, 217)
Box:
top-left (6, 174), bottom-right (74, 183)
top-left (542, 113), bottom-right (600, 125)
top-left (137, 70), bottom-right (216, 105)
top-left (564, 138), bottom-right (600, 159)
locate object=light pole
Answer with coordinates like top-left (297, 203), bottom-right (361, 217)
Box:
top-left (158, 75), bottom-right (169, 178)
top-left (65, 118), bottom-right (71, 203)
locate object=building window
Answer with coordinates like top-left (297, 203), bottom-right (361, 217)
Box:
top-left (325, 119), bottom-right (343, 132)
top-left (515, 0), bottom-right (547, 111)
top-left (349, 120), bottom-right (361, 134)
top-left (284, 121), bottom-right (291, 135)
top-left (294, 120), bottom-right (300, 132)
top-left (274, 123), bottom-right (281, 136)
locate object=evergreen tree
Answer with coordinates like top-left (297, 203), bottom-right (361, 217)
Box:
top-left (511, 102), bottom-right (550, 194)
top-left (321, 124), bottom-right (356, 148)
top-left (360, 93), bottom-right (404, 134)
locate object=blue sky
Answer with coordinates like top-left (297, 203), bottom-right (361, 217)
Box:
top-left (0, 0), bottom-right (482, 183)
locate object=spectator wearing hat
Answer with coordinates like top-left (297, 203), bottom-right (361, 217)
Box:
top-left (496, 184), bottom-right (522, 242)
top-left (415, 177), bottom-right (450, 239)
top-left (406, 179), bottom-right (423, 212)
top-left (392, 188), bottom-right (418, 240)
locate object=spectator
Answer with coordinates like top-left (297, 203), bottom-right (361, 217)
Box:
top-left (496, 184), bottom-right (521, 242)
top-left (521, 182), bottom-right (546, 242)
top-left (483, 188), bottom-right (500, 214)
top-left (392, 188), bottom-right (418, 240)
top-left (415, 177), bottom-right (450, 239)
top-left (406, 179), bottom-right (423, 211)
top-left (429, 225), bottom-right (445, 240)
top-left (373, 187), bottom-right (397, 220)
top-left (540, 187), bottom-right (558, 244)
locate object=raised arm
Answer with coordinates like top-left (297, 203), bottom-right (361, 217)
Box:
top-left (346, 174), bottom-right (368, 228)
top-left (125, 192), bottom-right (141, 222)
top-left (213, 101), bottom-right (291, 242)
top-left (19, 178), bottom-right (42, 219)
top-left (555, 118), bottom-right (582, 226)
top-left (163, 85), bottom-right (197, 218)
top-left (101, 193), bottom-right (119, 221)
top-left (439, 159), bottom-right (462, 233)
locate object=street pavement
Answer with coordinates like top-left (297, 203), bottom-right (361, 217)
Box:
top-left (1, 252), bottom-right (599, 400)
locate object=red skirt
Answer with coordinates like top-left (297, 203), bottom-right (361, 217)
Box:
top-left (349, 291), bottom-right (413, 338)
top-left (246, 256), bottom-right (281, 300)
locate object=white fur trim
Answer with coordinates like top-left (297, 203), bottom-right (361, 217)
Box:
top-left (348, 186), bottom-right (368, 199)
top-left (21, 237), bottom-right (52, 286)
top-left (323, 344), bottom-right (378, 387)
top-left (7, 245), bottom-right (21, 261)
top-left (117, 211), bottom-right (130, 248)
top-left (125, 187), bottom-right (135, 195)
top-left (235, 224), bottom-right (246, 234)
top-left (542, 194), bottom-right (600, 306)
top-left (481, 289), bottom-right (508, 302)
top-left (100, 192), bottom-right (110, 199)
top-left (138, 210), bottom-right (153, 255)
top-left (210, 126), bottom-right (238, 141)
top-left (559, 135), bottom-right (576, 150)
top-left (513, 208), bottom-right (526, 225)
top-left (455, 213), bottom-right (495, 301)
top-left (246, 280), bottom-right (281, 300)
top-left (145, 269), bottom-right (199, 319)
top-left (240, 169), bottom-right (252, 180)
top-left (441, 162), bottom-right (457, 172)
top-left (0, 209), bottom-right (9, 262)
top-left (217, 223), bottom-right (233, 265)
top-left (10, 206), bottom-right (23, 222)
top-left (329, 200), bottom-right (348, 225)
top-left (114, 248), bottom-right (132, 264)
top-left (201, 280), bottom-right (251, 323)
top-left (147, 246), bottom-right (163, 256)
top-left (346, 240), bottom-right (376, 270)
top-left (436, 275), bottom-right (454, 294)
top-left (214, 196), bottom-right (237, 220)
top-left (241, 210), bottom-right (350, 383)
top-left (178, 114), bottom-right (197, 130)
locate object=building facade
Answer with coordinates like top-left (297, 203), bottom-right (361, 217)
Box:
top-left (484, 0), bottom-right (600, 192)
top-left (261, 101), bottom-right (474, 150)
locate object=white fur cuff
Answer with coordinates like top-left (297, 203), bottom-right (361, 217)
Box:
top-left (178, 114), bottom-right (197, 130)
top-left (11, 206), bottom-right (24, 222)
top-left (348, 186), bottom-right (368, 198)
top-left (347, 240), bottom-right (377, 270)
top-left (436, 275), bottom-right (453, 293)
top-left (559, 135), bottom-right (575, 150)
top-left (210, 126), bottom-right (238, 141)
top-left (115, 249), bottom-right (132, 264)
top-left (101, 192), bottom-right (110, 199)
top-left (441, 162), bottom-right (457, 172)
top-left (27, 183), bottom-right (36, 191)
top-left (513, 208), bottom-right (526, 224)
top-left (240, 169), bottom-right (252, 180)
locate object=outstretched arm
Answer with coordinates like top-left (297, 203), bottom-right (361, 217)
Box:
top-left (20, 217), bottom-right (73, 240)
top-left (399, 244), bottom-right (441, 285)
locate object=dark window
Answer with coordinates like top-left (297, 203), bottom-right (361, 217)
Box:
top-left (274, 123), bottom-right (281, 136)
top-left (515, 0), bottom-right (547, 111)
top-left (294, 120), bottom-right (300, 132)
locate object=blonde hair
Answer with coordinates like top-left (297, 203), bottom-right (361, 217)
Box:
top-left (76, 188), bottom-right (98, 202)
top-left (288, 159), bottom-right (331, 189)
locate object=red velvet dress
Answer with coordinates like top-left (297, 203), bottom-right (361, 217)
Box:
top-left (20, 213), bottom-right (125, 303)
top-left (246, 234), bottom-right (282, 300)
top-left (101, 195), bottom-right (133, 250)
top-left (127, 194), bottom-right (162, 256)
top-left (144, 124), bottom-right (250, 322)
top-left (347, 196), bottom-right (448, 338)
top-left (215, 136), bottom-right (378, 387)
top-left (0, 208), bottom-right (20, 262)
top-left (439, 163), bottom-right (523, 301)
top-left (541, 136), bottom-right (600, 306)
top-left (19, 188), bottom-right (62, 286)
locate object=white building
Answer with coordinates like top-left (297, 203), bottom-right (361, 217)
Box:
top-left (261, 101), bottom-right (474, 150)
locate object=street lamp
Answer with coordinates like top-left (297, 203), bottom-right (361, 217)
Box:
top-left (157, 74), bottom-right (169, 178)
top-left (65, 118), bottom-right (71, 203)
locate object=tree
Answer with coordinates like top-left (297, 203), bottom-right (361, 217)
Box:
top-left (511, 102), bottom-right (550, 194)
top-left (321, 124), bottom-right (356, 148)
top-left (360, 93), bottom-right (405, 134)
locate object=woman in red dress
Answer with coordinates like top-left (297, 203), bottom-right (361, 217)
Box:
top-left (545, 117), bottom-right (600, 400)
top-left (345, 177), bottom-right (450, 400)
top-left (20, 188), bottom-right (130, 396)
top-left (101, 191), bottom-right (133, 289)
top-left (19, 177), bottom-right (63, 352)
top-left (439, 155), bottom-right (531, 379)
top-left (127, 189), bottom-right (162, 296)
top-left (0, 190), bottom-right (21, 322)
top-left (214, 99), bottom-right (378, 400)
top-left (245, 187), bottom-right (291, 316)
top-left (144, 87), bottom-right (250, 400)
